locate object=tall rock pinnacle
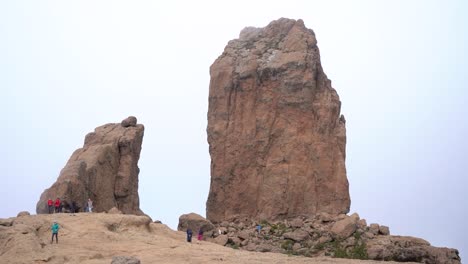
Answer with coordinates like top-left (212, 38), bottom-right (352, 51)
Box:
top-left (36, 116), bottom-right (145, 215)
top-left (206, 18), bottom-right (350, 223)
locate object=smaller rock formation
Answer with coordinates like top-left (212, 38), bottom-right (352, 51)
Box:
top-left (36, 116), bottom-right (145, 215)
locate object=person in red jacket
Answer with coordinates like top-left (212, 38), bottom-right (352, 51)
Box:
top-left (47, 198), bottom-right (53, 214)
top-left (54, 198), bottom-right (61, 213)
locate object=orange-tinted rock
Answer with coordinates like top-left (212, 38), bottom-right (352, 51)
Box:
top-left (206, 18), bottom-right (350, 223)
top-left (36, 117), bottom-right (145, 215)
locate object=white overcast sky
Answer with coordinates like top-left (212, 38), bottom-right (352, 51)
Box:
top-left (1, 0), bottom-right (467, 260)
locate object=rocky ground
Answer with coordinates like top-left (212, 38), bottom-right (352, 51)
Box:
top-left (178, 212), bottom-right (461, 264)
top-left (0, 212), bottom-right (423, 264)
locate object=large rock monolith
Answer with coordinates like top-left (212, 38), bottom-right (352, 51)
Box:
top-left (206, 18), bottom-right (350, 223)
top-left (36, 116), bottom-right (144, 215)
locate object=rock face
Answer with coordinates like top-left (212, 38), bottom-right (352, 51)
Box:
top-left (36, 116), bottom-right (144, 215)
top-left (206, 18), bottom-right (350, 223)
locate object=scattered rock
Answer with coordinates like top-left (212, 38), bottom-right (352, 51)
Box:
top-left (111, 256), bottom-right (141, 264)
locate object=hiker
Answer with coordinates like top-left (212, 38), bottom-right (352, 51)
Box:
top-left (256, 224), bottom-right (262, 234)
top-left (186, 228), bottom-right (193, 242)
top-left (197, 228), bottom-right (203, 241)
top-left (47, 198), bottom-right (53, 214)
top-left (69, 201), bottom-right (76, 215)
top-left (51, 220), bottom-right (60, 244)
top-left (87, 198), bottom-right (93, 212)
top-left (54, 198), bottom-right (61, 213)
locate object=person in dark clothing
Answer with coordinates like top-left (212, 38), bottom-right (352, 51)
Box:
top-left (186, 228), bottom-right (193, 242)
top-left (197, 228), bottom-right (204, 241)
top-left (69, 201), bottom-right (76, 215)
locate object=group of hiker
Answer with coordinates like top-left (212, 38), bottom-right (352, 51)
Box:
top-left (186, 228), bottom-right (204, 242)
top-left (47, 197), bottom-right (93, 244)
top-left (47, 198), bottom-right (93, 214)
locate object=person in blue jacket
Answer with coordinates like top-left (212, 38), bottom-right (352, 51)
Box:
top-left (51, 220), bottom-right (60, 244)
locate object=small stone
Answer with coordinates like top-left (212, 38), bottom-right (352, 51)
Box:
top-left (111, 256), bottom-right (141, 264)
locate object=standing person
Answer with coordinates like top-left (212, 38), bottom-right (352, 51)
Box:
top-left (51, 220), bottom-right (60, 244)
top-left (54, 198), bottom-right (61, 213)
top-left (197, 228), bottom-right (203, 241)
top-left (69, 201), bottom-right (76, 215)
top-left (186, 228), bottom-right (193, 242)
top-left (87, 198), bottom-right (93, 212)
top-left (47, 198), bottom-right (53, 214)
top-left (256, 224), bottom-right (262, 234)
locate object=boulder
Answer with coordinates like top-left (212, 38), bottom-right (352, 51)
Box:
top-left (283, 229), bottom-right (310, 242)
top-left (379, 225), bottom-right (390, 235)
top-left (213, 235), bottom-right (228, 246)
top-left (369, 223), bottom-right (380, 235)
top-left (0, 218), bottom-right (13, 227)
top-left (17, 211), bottom-right (30, 217)
top-left (206, 18), bottom-right (350, 223)
top-left (111, 256), bottom-right (141, 264)
top-left (238, 230), bottom-right (251, 240)
top-left (121, 116), bottom-right (137, 127)
top-left (367, 236), bottom-right (460, 264)
top-left (177, 213), bottom-right (214, 233)
top-left (290, 218), bottom-right (304, 228)
top-left (330, 215), bottom-right (358, 239)
top-left (36, 117), bottom-right (145, 215)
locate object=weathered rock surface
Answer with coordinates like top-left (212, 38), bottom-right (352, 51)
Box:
top-left (207, 214), bottom-right (461, 263)
top-left (206, 18), bottom-right (350, 223)
top-left (0, 213), bottom-right (422, 264)
top-left (36, 117), bottom-right (145, 215)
